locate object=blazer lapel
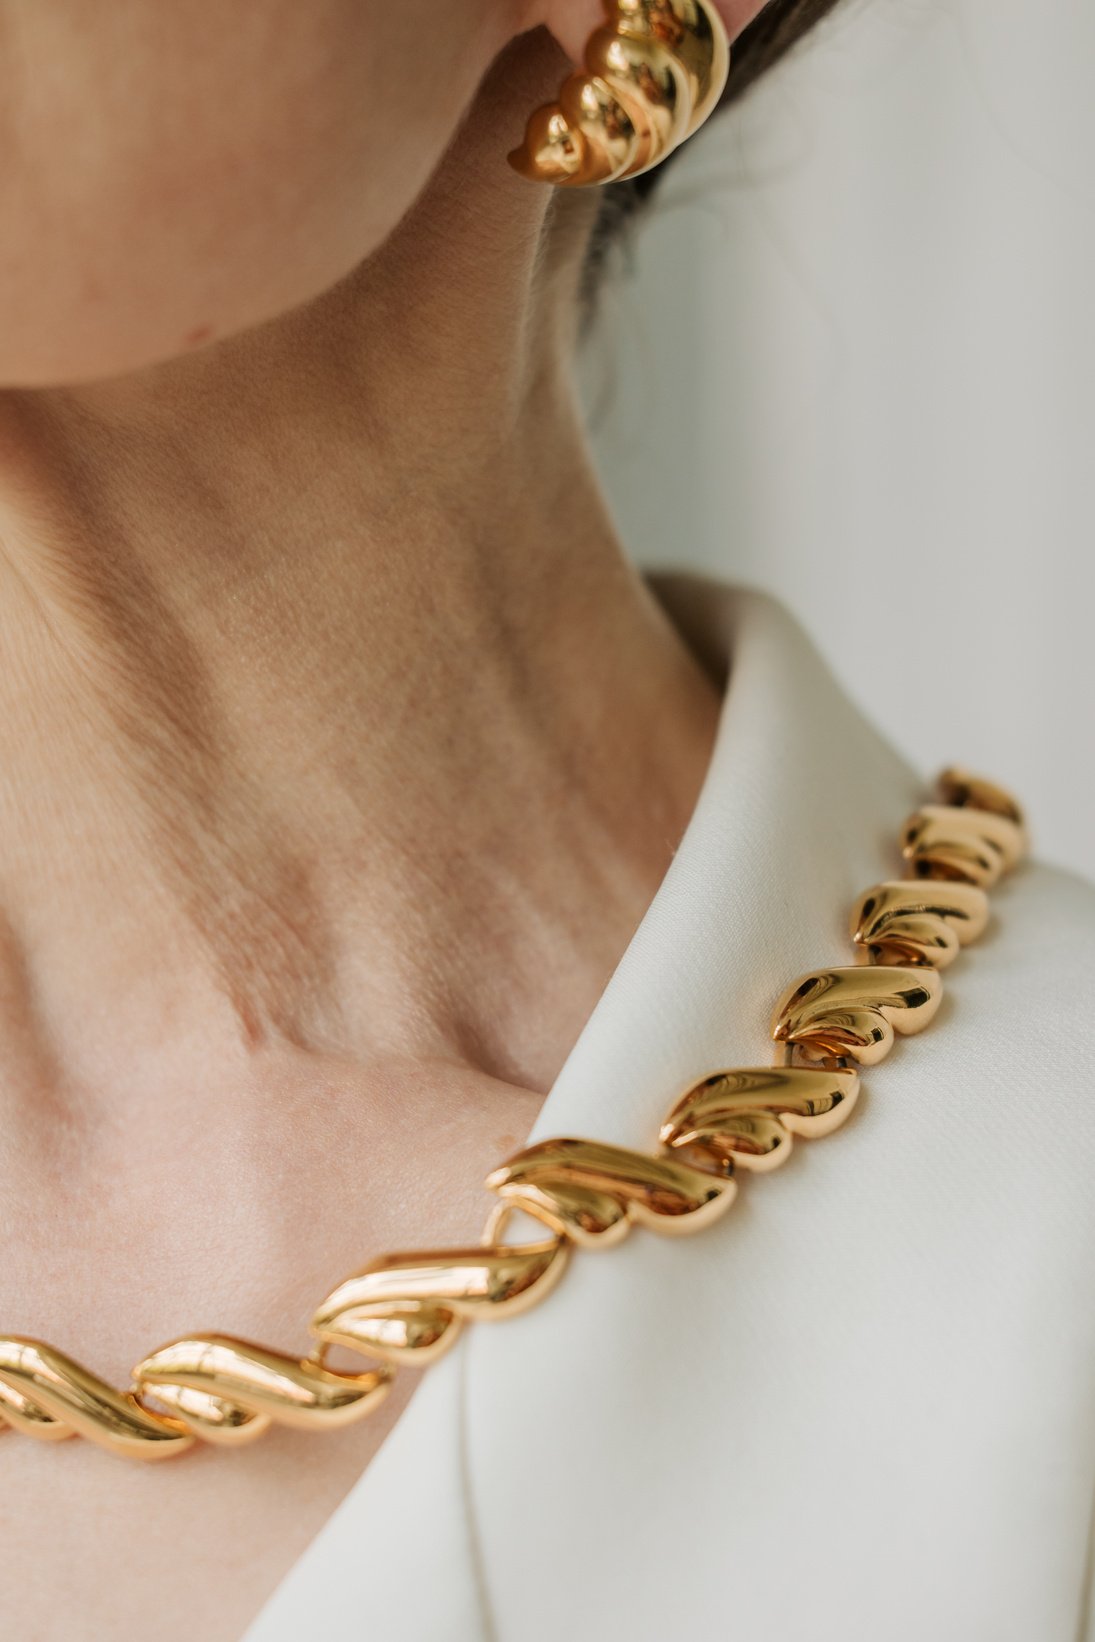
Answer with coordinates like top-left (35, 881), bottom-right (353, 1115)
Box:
top-left (251, 582), bottom-right (1095, 1641)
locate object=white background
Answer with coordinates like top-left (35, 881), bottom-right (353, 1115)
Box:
top-left (583, 0), bottom-right (1094, 881)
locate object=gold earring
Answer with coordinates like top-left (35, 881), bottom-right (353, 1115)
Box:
top-left (508, 0), bottom-right (730, 188)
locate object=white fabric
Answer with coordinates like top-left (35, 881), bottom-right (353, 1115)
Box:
top-left (245, 580), bottom-right (1095, 1642)
top-left (584, 0), bottom-right (1095, 883)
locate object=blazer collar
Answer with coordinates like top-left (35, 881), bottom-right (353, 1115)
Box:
top-left (244, 577), bottom-right (923, 1641)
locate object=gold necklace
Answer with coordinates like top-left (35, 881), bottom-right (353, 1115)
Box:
top-left (0, 766), bottom-right (1026, 1462)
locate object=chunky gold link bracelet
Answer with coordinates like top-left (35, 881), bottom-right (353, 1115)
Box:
top-left (0, 767), bottom-right (1027, 1461)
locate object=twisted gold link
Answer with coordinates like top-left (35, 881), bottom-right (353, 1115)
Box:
top-left (0, 1338), bottom-right (193, 1458)
top-left (507, 1), bottom-right (730, 187)
top-left (484, 1136), bottom-right (736, 1246)
top-left (771, 965), bottom-right (943, 1066)
top-left (901, 804), bottom-right (1026, 887)
top-left (133, 1336), bottom-right (391, 1444)
top-left (311, 1236), bottom-right (569, 1365)
top-left (850, 880), bottom-right (990, 968)
top-left (937, 765), bottom-right (1025, 825)
top-left (0, 767), bottom-right (1028, 1460)
top-left (659, 1065), bottom-right (860, 1173)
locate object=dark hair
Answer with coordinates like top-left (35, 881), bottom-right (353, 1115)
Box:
top-left (584, 0), bottom-right (845, 284)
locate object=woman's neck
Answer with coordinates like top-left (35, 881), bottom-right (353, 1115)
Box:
top-left (0, 186), bottom-right (720, 1104)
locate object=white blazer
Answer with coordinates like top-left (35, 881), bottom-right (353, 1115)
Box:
top-left (245, 579), bottom-right (1095, 1642)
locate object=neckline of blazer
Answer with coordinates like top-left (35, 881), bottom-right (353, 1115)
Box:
top-left (243, 576), bottom-right (928, 1640)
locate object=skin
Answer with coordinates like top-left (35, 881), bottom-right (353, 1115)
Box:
top-left (0, 2), bottom-right (768, 1638)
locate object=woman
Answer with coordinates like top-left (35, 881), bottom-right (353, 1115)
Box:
top-left (1, 3), bottom-right (1092, 1639)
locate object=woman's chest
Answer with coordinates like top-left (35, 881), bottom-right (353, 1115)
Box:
top-left (1, 1057), bottom-right (543, 1641)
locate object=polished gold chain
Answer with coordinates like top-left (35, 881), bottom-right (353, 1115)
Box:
top-left (0, 767), bottom-right (1026, 1461)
